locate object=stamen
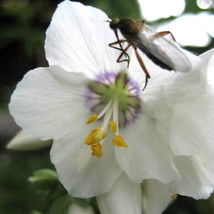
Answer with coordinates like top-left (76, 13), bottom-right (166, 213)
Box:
top-left (95, 130), bottom-right (108, 142)
top-left (85, 71), bottom-right (141, 157)
top-left (97, 100), bottom-right (113, 119)
top-left (91, 142), bottom-right (102, 158)
top-left (86, 114), bottom-right (98, 124)
top-left (109, 121), bottom-right (117, 133)
top-left (85, 128), bottom-right (100, 145)
top-left (112, 135), bottom-right (128, 148)
top-left (85, 128), bottom-right (107, 145)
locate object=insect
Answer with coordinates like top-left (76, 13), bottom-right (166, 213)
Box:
top-left (109, 18), bottom-right (191, 89)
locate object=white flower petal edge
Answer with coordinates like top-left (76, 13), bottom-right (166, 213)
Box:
top-left (7, 129), bottom-right (52, 151)
top-left (9, 65), bottom-right (88, 141)
top-left (169, 153), bottom-right (214, 199)
top-left (45, 0), bottom-right (124, 77)
top-left (51, 131), bottom-right (122, 198)
top-left (142, 179), bottom-right (175, 214)
top-left (203, 49), bottom-right (214, 89)
top-left (97, 173), bottom-right (141, 214)
top-left (169, 51), bottom-right (214, 156)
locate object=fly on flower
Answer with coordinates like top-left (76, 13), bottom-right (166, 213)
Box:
top-left (108, 18), bottom-right (191, 89)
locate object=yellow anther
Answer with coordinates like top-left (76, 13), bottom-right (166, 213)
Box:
top-left (86, 114), bottom-right (98, 124)
top-left (112, 135), bottom-right (128, 148)
top-left (109, 121), bottom-right (117, 133)
top-left (85, 128), bottom-right (100, 145)
top-left (85, 128), bottom-right (107, 146)
top-left (91, 142), bottom-right (102, 158)
top-left (95, 130), bottom-right (108, 142)
top-left (171, 194), bottom-right (177, 201)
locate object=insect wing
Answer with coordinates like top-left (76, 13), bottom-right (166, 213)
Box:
top-left (136, 25), bottom-right (191, 72)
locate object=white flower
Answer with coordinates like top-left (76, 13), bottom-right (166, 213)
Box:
top-left (67, 203), bottom-right (95, 214)
top-left (97, 173), bottom-right (174, 214)
top-left (9, 0), bottom-right (214, 213)
top-left (7, 129), bottom-right (52, 150)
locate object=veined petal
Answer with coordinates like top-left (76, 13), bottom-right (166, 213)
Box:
top-left (169, 155), bottom-right (214, 199)
top-left (97, 173), bottom-right (141, 214)
top-left (51, 129), bottom-right (122, 198)
top-left (140, 51), bottom-right (214, 156)
top-left (9, 65), bottom-right (88, 140)
top-left (170, 92), bottom-right (214, 156)
top-left (45, 1), bottom-right (124, 77)
top-left (115, 113), bottom-right (180, 184)
top-left (142, 179), bottom-right (175, 214)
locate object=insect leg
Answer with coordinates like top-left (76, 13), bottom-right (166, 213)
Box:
top-left (116, 43), bottom-right (131, 67)
top-left (109, 40), bottom-right (131, 67)
top-left (113, 29), bottom-right (127, 53)
top-left (109, 39), bottom-right (127, 51)
top-left (109, 29), bottom-right (130, 60)
top-left (134, 48), bottom-right (151, 90)
top-left (152, 31), bottom-right (176, 41)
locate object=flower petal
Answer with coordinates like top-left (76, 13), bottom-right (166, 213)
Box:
top-left (204, 50), bottom-right (214, 89)
top-left (45, 1), bottom-right (124, 77)
top-left (142, 179), bottom-right (174, 214)
top-left (7, 130), bottom-right (52, 151)
top-left (140, 50), bottom-right (214, 156)
top-left (51, 130), bottom-right (122, 198)
top-left (170, 91), bottom-right (214, 155)
top-left (9, 65), bottom-right (89, 140)
top-left (169, 155), bottom-right (214, 199)
top-left (115, 113), bottom-right (180, 184)
top-left (97, 173), bottom-right (141, 214)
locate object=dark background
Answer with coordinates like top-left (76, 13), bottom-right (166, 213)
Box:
top-left (0, 0), bottom-right (214, 213)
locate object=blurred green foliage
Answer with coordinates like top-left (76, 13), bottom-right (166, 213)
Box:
top-left (1, 0), bottom-right (214, 213)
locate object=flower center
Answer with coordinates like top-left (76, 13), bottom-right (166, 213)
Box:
top-left (85, 71), bottom-right (141, 157)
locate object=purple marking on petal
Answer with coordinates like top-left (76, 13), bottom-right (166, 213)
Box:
top-left (95, 71), bottom-right (117, 84)
top-left (85, 71), bottom-right (142, 127)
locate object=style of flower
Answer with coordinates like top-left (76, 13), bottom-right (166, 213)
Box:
top-left (9, 0), bottom-right (214, 213)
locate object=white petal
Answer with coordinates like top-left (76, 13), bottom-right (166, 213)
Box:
top-left (9, 65), bottom-right (88, 140)
top-left (115, 113), bottom-right (179, 184)
top-left (67, 203), bottom-right (95, 214)
top-left (7, 130), bottom-right (52, 151)
top-left (169, 156), bottom-right (214, 199)
top-left (200, 48), bottom-right (214, 66)
top-left (142, 180), bottom-right (174, 214)
top-left (51, 129), bottom-right (122, 198)
top-left (45, 1), bottom-right (124, 77)
top-left (170, 91), bottom-right (214, 155)
top-left (205, 50), bottom-right (214, 89)
top-left (140, 52), bottom-right (214, 155)
top-left (97, 173), bottom-right (141, 214)
top-left (191, 151), bottom-right (214, 186)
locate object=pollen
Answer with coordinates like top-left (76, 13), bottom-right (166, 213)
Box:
top-left (91, 142), bottom-right (102, 158)
top-left (109, 121), bottom-right (117, 133)
top-left (112, 135), bottom-right (128, 148)
top-left (86, 114), bottom-right (98, 124)
top-left (85, 128), bottom-right (107, 145)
